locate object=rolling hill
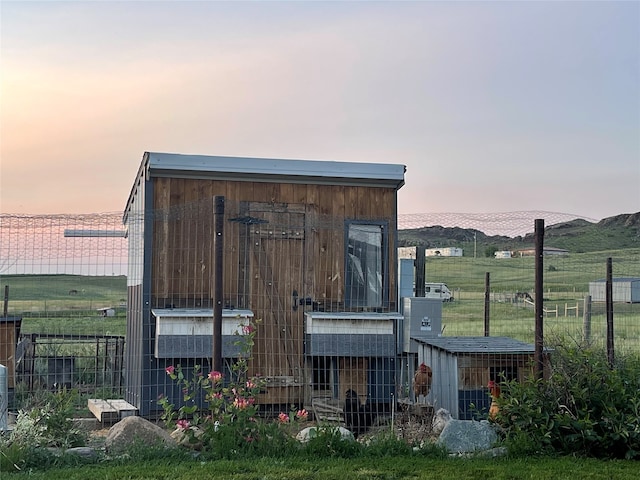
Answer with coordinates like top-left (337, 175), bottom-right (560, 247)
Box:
top-left (398, 212), bottom-right (640, 256)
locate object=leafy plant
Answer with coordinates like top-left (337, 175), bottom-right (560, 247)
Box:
top-left (492, 342), bottom-right (640, 459)
top-left (8, 388), bottom-right (87, 450)
top-left (300, 426), bottom-right (362, 459)
top-left (159, 320), bottom-right (308, 458)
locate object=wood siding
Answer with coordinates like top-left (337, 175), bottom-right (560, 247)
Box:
top-left (146, 177), bottom-right (399, 405)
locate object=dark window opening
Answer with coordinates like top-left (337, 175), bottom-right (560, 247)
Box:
top-left (312, 356), bottom-right (331, 391)
top-left (490, 365), bottom-right (518, 383)
top-left (345, 221), bottom-right (387, 308)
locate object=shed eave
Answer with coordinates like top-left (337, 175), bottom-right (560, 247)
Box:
top-left (145, 152), bottom-right (406, 189)
top-left (412, 336), bottom-right (542, 354)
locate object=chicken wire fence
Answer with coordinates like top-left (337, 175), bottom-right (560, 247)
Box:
top-left (1, 208), bottom-right (638, 425)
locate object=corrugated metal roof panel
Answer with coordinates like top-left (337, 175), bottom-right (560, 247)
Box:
top-left (590, 277), bottom-right (640, 283)
top-left (412, 336), bottom-right (536, 354)
top-left (144, 151), bottom-right (406, 189)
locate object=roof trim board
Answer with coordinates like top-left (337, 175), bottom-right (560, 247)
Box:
top-left (412, 336), bottom-right (539, 354)
top-left (144, 152), bottom-right (405, 187)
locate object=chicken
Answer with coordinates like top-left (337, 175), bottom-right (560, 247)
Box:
top-left (488, 380), bottom-right (501, 420)
top-left (413, 362), bottom-right (433, 400)
top-left (343, 389), bottom-right (377, 438)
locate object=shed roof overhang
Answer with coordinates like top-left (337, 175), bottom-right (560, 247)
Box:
top-left (145, 152), bottom-right (405, 188)
top-left (125, 151), bottom-right (406, 223)
top-left (412, 336), bottom-right (545, 355)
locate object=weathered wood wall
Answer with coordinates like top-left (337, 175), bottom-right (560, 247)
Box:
top-left (147, 178), bottom-right (399, 405)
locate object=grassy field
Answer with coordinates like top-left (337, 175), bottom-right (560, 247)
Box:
top-left (2, 248), bottom-right (639, 349)
top-left (426, 247), bottom-right (640, 351)
top-left (6, 454), bottom-right (639, 480)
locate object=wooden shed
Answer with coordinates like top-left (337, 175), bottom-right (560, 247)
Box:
top-left (123, 152), bottom-right (405, 416)
top-left (414, 336), bottom-right (548, 420)
top-left (0, 316), bottom-right (21, 389)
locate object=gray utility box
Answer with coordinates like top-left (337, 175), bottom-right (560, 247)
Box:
top-left (400, 297), bottom-right (442, 353)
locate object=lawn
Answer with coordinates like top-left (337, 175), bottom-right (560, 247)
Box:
top-left (7, 455), bottom-right (639, 479)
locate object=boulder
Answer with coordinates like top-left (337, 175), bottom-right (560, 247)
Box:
top-left (105, 416), bottom-right (177, 455)
top-left (170, 425), bottom-right (204, 450)
top-left (65, 446), bottom-right (98, 460)
top-left (431, 408), bottom-right (452, 436)
top-left (296, 426), bottom-right (355, 443)
top-left (436, 419), bottom-right (498, 453)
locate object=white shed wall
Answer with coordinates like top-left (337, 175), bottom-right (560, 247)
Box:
top-left (418, 346), bottom-right (459, 418)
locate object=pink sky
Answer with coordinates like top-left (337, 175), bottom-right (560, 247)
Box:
top-left (1, 1), bottom-right (638, 220)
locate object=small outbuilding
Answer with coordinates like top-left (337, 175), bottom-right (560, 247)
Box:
top-left (123, 152), bottom-right (406, 416)
top-left (414, 336), bottom-right (548, 420)
top-left (589, 277), bottom-right (640, 303)
top-left (0, 315), bottom-right (21, 389)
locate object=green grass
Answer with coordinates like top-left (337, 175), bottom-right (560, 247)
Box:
top-left (423, 248), bottom-right (640, 351)
top-left (1, 274), bottom-right (127, 336)
top-left (5, 455), bottom-right (639, 479)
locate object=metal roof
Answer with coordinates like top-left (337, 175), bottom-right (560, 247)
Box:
top-left (151, 308), bottom-right (254, 318)
top-left (145, 151), bottom-right (404, 187)
top-left (590, 277), bottom-right (640, 283)
top-left (412, 336), bottom-right (537, 354)
top-left (124, 151), bottom-right (405, 220)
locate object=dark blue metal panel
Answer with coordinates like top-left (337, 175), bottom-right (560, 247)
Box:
top-left (367, 357), bottom-right (395, 404)
top-left (156, 335), bottom-right (249, 358)
top-left (458, 389), bottom-right (491, 420)
top-left (305, 334), bottom-right (395, 357)
top-left (139, 178), bottom-right (156, 417)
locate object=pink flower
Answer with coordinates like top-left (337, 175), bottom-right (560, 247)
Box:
top-left (246, 380), bottom-right (256, 389)
top-left (242, 324), bottom-right (255, 335)
top-left (208, 370), bottom-right (223, 383)
top-left (165, 365), bottom-right (175, 375)
top-left (278, 412), bottom-right (289, 423)
top-left (233, 397), bottom-right (250, 410)
top-left (176, 419), bottom-right (190, 430)
top-left (296, 409), bottom-right (309, 420)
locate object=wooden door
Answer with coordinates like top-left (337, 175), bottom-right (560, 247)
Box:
top-left (244, 202), bottom-right (307, 402)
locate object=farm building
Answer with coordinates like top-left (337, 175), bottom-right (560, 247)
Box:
top-left (123, 152), bottom-right (406, 416)
top-left (0, 316), bottom-right (21, 390)
top-left (425, 247), bottom-right (462, 257)
top-left (397, 246), bottom-right (463, 258)
top-left (414, 336), bottom-right (548, 420)
top-left (588, 277), bottom-right (640, 303)
top-left (494, 250), bottom-right (512, 259)
top-left (516, 247), bottom-right (569, 257)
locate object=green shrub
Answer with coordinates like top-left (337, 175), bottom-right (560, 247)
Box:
top-left (493, 343), bottom-right (640, 459)
top-left (300, 426), bottom-right (363, 459)
top-left (9, 388), bottom-right (86, 450)
top-left (159, 320), bottom-right (309, 459)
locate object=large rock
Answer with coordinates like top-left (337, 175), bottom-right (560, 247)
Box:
top-left (436, 419), bottom-right (498, 453)
top-left (170, 425), bottom-right (204, 450)
top-left (296, 426), bottom-right (355, 443)
top-left (431, 408), bottom-right (452, 436)
top-left (105, 416), bottom-right (177, 455)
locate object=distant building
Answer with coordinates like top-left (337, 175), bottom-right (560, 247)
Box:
top-left (397, 246), bottom-right (463, 258)
top-left (425, 247), bottom-right (463, 257)
top-left (494, 251), bottom-right (512, 259)
top-left (516, 247), bottom-right (569, 257)
top-left (589, 277), bottom-right (640, 303)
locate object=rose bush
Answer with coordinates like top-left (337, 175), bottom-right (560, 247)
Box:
top-left (159, 321), bottom-right (305, 457)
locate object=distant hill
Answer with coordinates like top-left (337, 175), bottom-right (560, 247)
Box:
top-left (398, 212), bottom-right (640, 256)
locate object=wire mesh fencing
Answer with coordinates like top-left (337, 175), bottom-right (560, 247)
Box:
top-left (1, 208), bottom-right (638, 426)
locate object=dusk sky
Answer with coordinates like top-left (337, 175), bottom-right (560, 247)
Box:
top-left (1, 0), bottom-right (638, 220)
